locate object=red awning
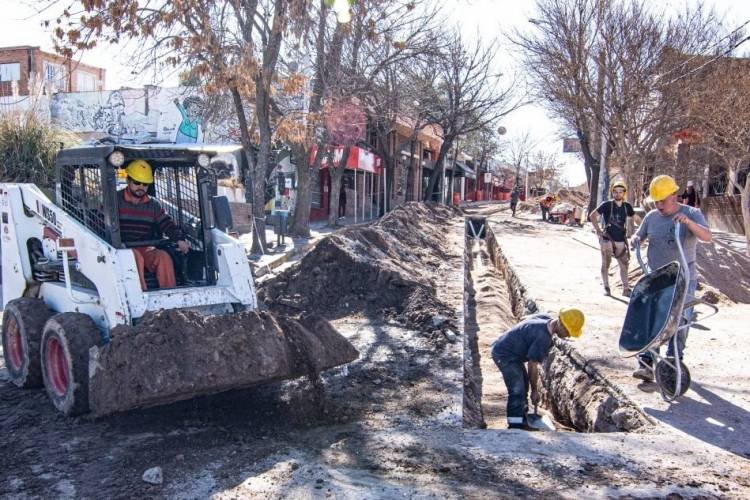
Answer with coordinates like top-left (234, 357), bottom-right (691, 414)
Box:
top-left (310, 145), bottom-right (383, 174)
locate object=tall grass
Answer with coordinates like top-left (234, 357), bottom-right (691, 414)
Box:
top-left (0, 112), bottom-right (77, 189)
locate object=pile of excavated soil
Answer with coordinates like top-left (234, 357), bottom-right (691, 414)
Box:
top-left (259, 203), bottom-right (461, 337)
top-left (518, 189), bottom-right (588, 215)
top-left (543, 340), bottom-right (651, 432)
top-left (89, 309), bottom-right (358, 416)
top-left (696, 240), bottom-right (750, 303)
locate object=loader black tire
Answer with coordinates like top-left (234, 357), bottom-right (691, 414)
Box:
top-left (1, 298), bottom-right (55, 388)
top-left (41, 313), bottom-right (104, 416)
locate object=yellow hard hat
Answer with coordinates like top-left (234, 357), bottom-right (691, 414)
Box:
top-left (125, 159), bottom-right (154, 184)
top-left (648, 175), bottom-right (679, 202)
top-left (559, 308), bottom-right (585, 338)
top-left (611, 180), bottom-right (627, 192)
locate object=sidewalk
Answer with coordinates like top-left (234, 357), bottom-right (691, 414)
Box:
top-left (241, 216), bottom-right (373, 279)
top-left (488, 210), bottom-right (750, 459)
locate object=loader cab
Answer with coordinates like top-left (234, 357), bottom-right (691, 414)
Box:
top-left (55, 145), bottom-right (232, 289)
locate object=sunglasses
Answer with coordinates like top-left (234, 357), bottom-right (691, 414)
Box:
top-left (129, 179), bottom-right (150, 187)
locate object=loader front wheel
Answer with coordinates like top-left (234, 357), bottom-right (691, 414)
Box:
top-left (41, 313), bottom-right (104, 415)
top-left (1, 298), bottom-right (55, 388)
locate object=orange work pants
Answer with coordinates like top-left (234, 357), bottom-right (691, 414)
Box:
top-left (132, 247), bottom-right (176, 290)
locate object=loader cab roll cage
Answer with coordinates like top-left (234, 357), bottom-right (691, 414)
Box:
top-left (55, 145), bottom-right (226, 288)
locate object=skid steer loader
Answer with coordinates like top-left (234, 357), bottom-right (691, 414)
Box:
top-left (1, 144), bottom-right (357, 416)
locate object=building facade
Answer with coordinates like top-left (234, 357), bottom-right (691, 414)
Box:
top-left (0, 45), bottom-right (106, 97)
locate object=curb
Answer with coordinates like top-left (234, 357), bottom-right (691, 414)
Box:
top-left (251, 237), bottom-right (322, 278)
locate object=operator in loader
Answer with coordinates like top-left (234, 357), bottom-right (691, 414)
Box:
top-left (629, 175), bottom-right (712, 382)
top-left (490, 308), bottom-right (585, 430)
top-left (118, 160), bottom-right (190, 290)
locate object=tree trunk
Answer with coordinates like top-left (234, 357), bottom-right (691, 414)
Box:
top-left (252, 104), bottom-right (272, 254)
top-left (423, 140), bottom-right (453, 202)
top-left (372, 123), bottom-right (395, 212)
top-left (741, 175), bottom-right (750, 256)
top-left (289, 143), bottom-right (313, 238)
top-left (577, 127), bottom-right (600, 215)
top-left (228, 85), bottom-right (267, 252)
top-left (327, 146), bottom-right (351, 227)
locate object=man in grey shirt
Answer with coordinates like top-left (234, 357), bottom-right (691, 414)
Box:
top-left (630, 175), bottom-right (712, 381)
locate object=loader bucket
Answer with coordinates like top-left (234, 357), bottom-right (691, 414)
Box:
top-left (87, 309), bottom-right (358, 417)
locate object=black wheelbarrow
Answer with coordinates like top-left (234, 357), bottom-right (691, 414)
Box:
top-left (618, 223), bottom-right (718, 401)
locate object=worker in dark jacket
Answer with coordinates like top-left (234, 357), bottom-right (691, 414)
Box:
top-left (118, 160), bottom-right (189, 290)
top-left (510, 186), bottom-right (520, 217)
top-left (490, 308), bottom-right (585, 430)
top-left (679, 180), bottom-right (701, 208)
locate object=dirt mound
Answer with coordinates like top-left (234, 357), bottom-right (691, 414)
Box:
top-left (518, 189), bottom-right (589, 214)
top-left (259, 203), bottom-right (460, 333)
top-left (556, 188), bottom-right (589, 207)
top-left (696, 240), bottom-right (750, 304)
top-left (89, 309), bottom-right (358, 416)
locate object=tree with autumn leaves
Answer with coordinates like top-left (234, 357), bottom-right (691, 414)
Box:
top-left (50, 0), bottom-right (455, 241)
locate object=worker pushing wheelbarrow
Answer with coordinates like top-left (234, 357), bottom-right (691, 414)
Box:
top-left (618, 175), bottom-right (716, 402)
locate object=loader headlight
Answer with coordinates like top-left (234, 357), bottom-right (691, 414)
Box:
top-left (197, 153), bottom-right (210, 168)
top-left (108, 151), bottom-right (126, 167)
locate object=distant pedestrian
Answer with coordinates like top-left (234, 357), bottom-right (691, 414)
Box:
top-left (589, 181), bottom-right (635, 297)
top-left (491, 308), bottom-right (585, 430)
top-left (540, 195), bottom-right (554, 222)
top-left (630, 175), bottom-right (712, 381)
top-left (680, 180), bottom-right (701, 208)
top-left (510, 186), bottom-right (520, 217)
top-left (338, 181), bottom-right (347, 219)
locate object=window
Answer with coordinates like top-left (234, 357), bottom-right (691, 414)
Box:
top-left (0, 63), bottom-right (21, 82)
top-left (76, 71), bottom-right (96, 91)
top-left (43, 61), bottom-right (68, 91)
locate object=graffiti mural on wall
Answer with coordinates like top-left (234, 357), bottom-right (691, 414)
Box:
top-left (47, 87), bottom-right (220, 143)
top-left (50, 89), bottom-right (151, 140)
top-left (173, 96), bottom-right (204, 143)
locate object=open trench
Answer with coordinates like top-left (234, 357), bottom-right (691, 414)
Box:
top-left (463, 216), bottom-right (652, 433)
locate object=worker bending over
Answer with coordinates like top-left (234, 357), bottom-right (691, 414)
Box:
top-left (589, 180), bottom-right (635, 297)
top-left (491, 308), bottom-right (585, 430)
top-left (539, 195), bottom-right (554, 222)
top-left (118, 160), bottom-right (190, 290)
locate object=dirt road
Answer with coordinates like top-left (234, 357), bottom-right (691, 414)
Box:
top-left (2, 203), bottom-right (749, 498)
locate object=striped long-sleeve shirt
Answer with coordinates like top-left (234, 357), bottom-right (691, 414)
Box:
top-left (117, 189), bottom-right (183, 243)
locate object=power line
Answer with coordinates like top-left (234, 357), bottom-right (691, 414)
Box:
top-left (659, 33), bottom-right (750, 88)
top-left (656, 17), bottom-right (750, 80)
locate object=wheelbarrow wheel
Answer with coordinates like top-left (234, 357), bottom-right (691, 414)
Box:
top-left (655, 358), bottom-right (691, 400)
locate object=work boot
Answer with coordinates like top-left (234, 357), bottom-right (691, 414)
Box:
top-left (603, 286), bottom-right (611, 296)
top-left (622, 288), bottom-right (632, 298)
top-left (632, 367), bottom-right (654, 382)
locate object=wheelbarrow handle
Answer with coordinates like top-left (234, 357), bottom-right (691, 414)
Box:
top-left (674, 222), bottom-right (691, 284)
top-left (684, 298), bottom-right (719, 323)
top-left (633, 238), bottom-right (650, 274)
